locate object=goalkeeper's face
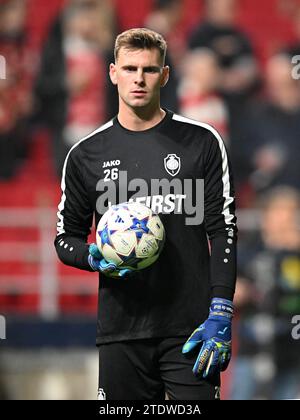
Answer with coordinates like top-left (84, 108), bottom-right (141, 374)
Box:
top-left (109, 47), bottom-right (169, 111)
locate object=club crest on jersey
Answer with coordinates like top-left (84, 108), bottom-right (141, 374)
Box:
top-left (164, 154), bottom-right (181, 177)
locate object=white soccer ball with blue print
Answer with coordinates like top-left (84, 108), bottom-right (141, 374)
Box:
top-left (96, 202), bottom-right (165, 271)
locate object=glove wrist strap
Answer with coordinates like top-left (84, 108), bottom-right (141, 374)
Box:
top-left (210, 297), bottom-right (234, 319)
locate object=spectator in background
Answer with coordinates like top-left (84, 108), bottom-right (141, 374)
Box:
top-left (187, 0), bottom-right (259, 187)
top-left (34, 0), bottom-right (117, 176)
top-left (61, 6), bottom-right (107, 147)
top-left (231, 186), bottom-right (300, 399)
top-left (237, 53), bottom-right (300, 199)
top-left (178, 48), bottom-right (229, 142)
top-left (188, 0), bottom-right (259, 103)
top-left (0, 0), bottom-right (33, 179)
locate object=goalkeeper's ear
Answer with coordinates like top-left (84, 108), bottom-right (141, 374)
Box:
top-left (109, 63), bottom-right (118, 86)
top-left (160, 65), bottom-right (169, 87)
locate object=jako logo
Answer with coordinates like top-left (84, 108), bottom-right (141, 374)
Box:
top-left (0, 55), bottom-right (6, 80)
top-left (0, 315), bottom-right (6, 339)
top-left (291, 315), bottom-right (300, 340)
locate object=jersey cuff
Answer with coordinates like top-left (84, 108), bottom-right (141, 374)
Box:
top-left (211, 286), bottom-right (235, 301)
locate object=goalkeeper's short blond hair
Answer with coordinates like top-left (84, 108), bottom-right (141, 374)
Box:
top-left (114, 28), bottom-right (167, 64)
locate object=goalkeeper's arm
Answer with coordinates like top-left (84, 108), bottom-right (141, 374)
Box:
top-left (182, 127), bottom-right (238, 378)
top-left (54, 146), bottom-right (94, 272)
top-left (54, 234), bottom-right (94, 271)
top-left (54, 147), bottom-right (133, 277)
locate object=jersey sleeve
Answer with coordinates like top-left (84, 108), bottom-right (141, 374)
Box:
top-left (203, 129), bottom-right (238, 300)
top-left (54, 147), bottom-right (94, 271)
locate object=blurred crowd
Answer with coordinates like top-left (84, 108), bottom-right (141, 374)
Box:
top-left (0, 0), bottom-right (299, 399)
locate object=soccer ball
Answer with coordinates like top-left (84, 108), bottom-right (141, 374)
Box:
top-left (96, 202), bottom-right (165, 271)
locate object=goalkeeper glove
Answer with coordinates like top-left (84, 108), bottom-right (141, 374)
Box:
top-left (182, 298), bottom-right (233, 378)
top-left (88, 243), bottom-right (133, 278)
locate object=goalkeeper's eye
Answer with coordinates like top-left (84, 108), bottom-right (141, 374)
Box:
top-left (144, 66), bottom-right (161, 74)
top-left (123, 66), bottom-right (137, 72)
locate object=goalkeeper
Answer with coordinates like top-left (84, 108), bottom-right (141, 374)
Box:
top-left (54, 27), bottom-right (237, 400)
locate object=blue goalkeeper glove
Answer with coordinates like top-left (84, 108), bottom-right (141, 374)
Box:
top-left (182, 298), bottom-right (233, 378)
top-left (88, 243), bottom-right (133, 278)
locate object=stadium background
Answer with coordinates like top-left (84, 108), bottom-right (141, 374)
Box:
top-left (0, 0), bottom-right (299, 399)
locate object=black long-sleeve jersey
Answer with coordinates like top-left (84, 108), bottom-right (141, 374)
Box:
top-left (55, 109), bottom-right (237, 345)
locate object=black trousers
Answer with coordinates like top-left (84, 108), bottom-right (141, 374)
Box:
top-left (98, 336), bottom-right (220, 400)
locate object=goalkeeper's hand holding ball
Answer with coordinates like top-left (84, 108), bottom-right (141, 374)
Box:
top-left (88, 243), bottom-right (133, 278)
